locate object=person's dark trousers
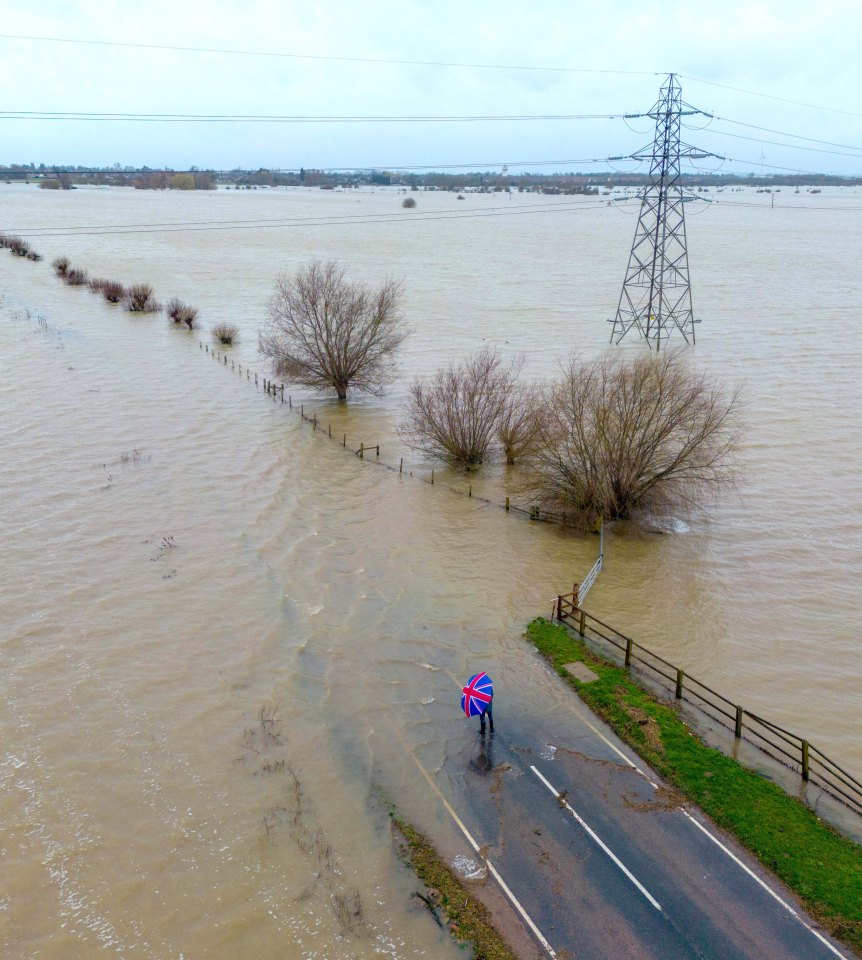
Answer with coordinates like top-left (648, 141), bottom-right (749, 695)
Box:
top-left (480, 701), bottom-right (494, 734)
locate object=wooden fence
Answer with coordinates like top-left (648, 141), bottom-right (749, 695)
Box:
top-left (553, 590), bottom-right (862, 817)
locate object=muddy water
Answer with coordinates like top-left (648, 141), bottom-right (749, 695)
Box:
top-left (2, 183), bottom-right (861, 957)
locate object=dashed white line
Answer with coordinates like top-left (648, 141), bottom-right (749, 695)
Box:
top-left (530, 764), bottom-right (663, 913)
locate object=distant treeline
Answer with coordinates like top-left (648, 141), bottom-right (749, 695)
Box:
top-left (5, 162), bottom-right (861, 191)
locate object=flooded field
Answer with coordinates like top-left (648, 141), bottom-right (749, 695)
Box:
top-left (2, 183), bottom-right (861, 958)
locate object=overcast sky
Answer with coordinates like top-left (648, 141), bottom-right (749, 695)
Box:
top-left (2, 0), bottom-right (862, 175)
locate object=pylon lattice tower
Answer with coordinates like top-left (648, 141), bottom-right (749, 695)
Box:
top-left (610, 73), bottom-right (717, 349)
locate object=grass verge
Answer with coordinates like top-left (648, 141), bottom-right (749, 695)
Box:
top-left (390, 812), bottom-right (518, 960)
top-left (527, 616), bottom-right (862, 953)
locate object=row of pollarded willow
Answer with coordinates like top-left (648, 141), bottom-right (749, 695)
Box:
top-left (0, 233), bottom-right (42, 260)
top-left (48, 255), bottom-right (238, 344)
top-left (257, 258), bottom-right (739, 528)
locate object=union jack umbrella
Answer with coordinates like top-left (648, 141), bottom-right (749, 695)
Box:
top-left (461, 672), bottom-right (493, 718)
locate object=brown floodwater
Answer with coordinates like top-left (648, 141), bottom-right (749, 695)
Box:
top-left (2, 183), bottom-right (861, 958)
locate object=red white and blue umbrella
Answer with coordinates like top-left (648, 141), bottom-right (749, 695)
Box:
top-left (461, 672), bottom-right (493, 718)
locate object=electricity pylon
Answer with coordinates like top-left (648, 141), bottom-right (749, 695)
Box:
top-left (610, 73), bottom-right (719, 350)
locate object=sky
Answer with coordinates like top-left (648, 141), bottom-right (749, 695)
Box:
top-left (2, 0), bottom-right (862, 175)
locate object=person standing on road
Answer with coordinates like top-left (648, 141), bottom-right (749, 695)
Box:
top-left (461, 672), bottom-right (494, 735)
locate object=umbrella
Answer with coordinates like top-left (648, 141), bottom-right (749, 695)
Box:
top-left (461, 672), bottom-right (493, 718)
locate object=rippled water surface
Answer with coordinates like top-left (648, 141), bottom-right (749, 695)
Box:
top-left (2, 183), bottom-right (861, 958)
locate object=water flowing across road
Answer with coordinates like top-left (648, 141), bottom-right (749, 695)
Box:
top-left (2, 183), bottom-right (861, 957)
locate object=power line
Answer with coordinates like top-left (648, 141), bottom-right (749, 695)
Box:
top-left (0, 33), bottom-right (661, 76)
top-left (7, 197), bottom-right (633, 240)
top-left (709, 117), bottom-right (862, 154)
top-left (688, 126), bottom-right (862, 159)
top-left (0, 110), bottom-right (632, 124)
top-left (680, 74), bottom-right (862, 120)
top-left (713, 197), bottom-right (862, 212)
top-left (10, 198), bottom-right (609, 234)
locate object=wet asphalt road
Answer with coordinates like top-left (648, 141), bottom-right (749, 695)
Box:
top-left (437, 697), bottom-right (851, 960)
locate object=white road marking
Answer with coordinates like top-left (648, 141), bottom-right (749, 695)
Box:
top-left (409, 751), bottom-right (558, 959)
top-left (552, 643), bottom-right (848, 956)
top-left (681, 810), bottom-right (849, 960)
top-left (530, 764), bottom-right (664, 913)
top-left (556, 676), bottom-right (658, 784)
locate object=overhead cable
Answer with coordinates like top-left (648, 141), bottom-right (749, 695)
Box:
top-left (0, 33), bottom-right (662, 76)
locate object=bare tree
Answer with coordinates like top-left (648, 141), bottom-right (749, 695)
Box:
top-left (259, 260), bottom-right (406, 400)
top-left (497, 373), bottom-right (545, 465)
top-left (400, 348), bottom-right (521, 468)
top-left (525, 351), bottom-right (738, 527)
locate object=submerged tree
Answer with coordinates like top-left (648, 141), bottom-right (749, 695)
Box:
top-left (400, 348), bottom-right (521, 468)
top-left (497, 377), bottom-right (544, 465)
top-left (524, 351), bottom-right (739, 527)
top-left (259, 260), bottom-right (406, 400)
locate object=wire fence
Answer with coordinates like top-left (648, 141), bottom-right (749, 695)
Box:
top-left (200, 339), bottom-right (595, 525)
top-left (207, 340), bottom-right (862, 817)
top-left (551, 592), bottom-right (862, 817)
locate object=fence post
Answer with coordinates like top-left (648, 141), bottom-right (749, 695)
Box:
top-left (578, 608), bottom-right (586, 638)
top-left (505, 496), bottom-right (510, 511)
top-left (468, 484), bottom-right (472, 498)
top-left (376, 445), bottom-right (379, 457)
top-left (802, 740), bottom-right (810, 781)
top-left (734, 705), bottom-right (743, 739)
top-left (675, 669), bottom-right (684, 699)
top-left (624, 634), bottom-right (633, 667)
top-left (556, 596), bottom-right (563, 621)
top-left (343, 433), bottom-right (346, 448)
top-left (360, 443), bottom-right (364, 459)
top-left (328, 423), bottom-right (332, 438)
top-left (431, 468), bottom-right (434, 485)
top-left (399, 458), bottom-right (403, 474)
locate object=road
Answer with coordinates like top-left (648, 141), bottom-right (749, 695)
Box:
top-left (421, 687), bottom-right (853, 960)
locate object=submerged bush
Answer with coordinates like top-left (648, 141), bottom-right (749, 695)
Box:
top-left (88, 277), bottom-right (106, 294)
top-left (6, 236), bottom-right (31, 256)
top-left (402, 197), bottom-right (417, 208)
top-left (65, 268), bottom-right (89, 286)
top-left (167, 298), bottom-right (199, 329)
top-left (101, 280), bottom-right (125, 303)
top-left (212, 322), bottom-right (240, 345)
top-left (125, 283), bottom-right (160, 313)
top-left (52, 256), bottom-right (70, 277)
top-left (26, 251), bottom-right (43, 262)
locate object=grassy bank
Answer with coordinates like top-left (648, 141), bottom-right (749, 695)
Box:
top-left (526, 617), bottom-right (862, 953)
top-left (390, 812), bottom-right (518, 960)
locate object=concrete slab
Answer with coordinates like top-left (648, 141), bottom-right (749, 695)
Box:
top-left (564, 661), bottom-right (599, 683)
